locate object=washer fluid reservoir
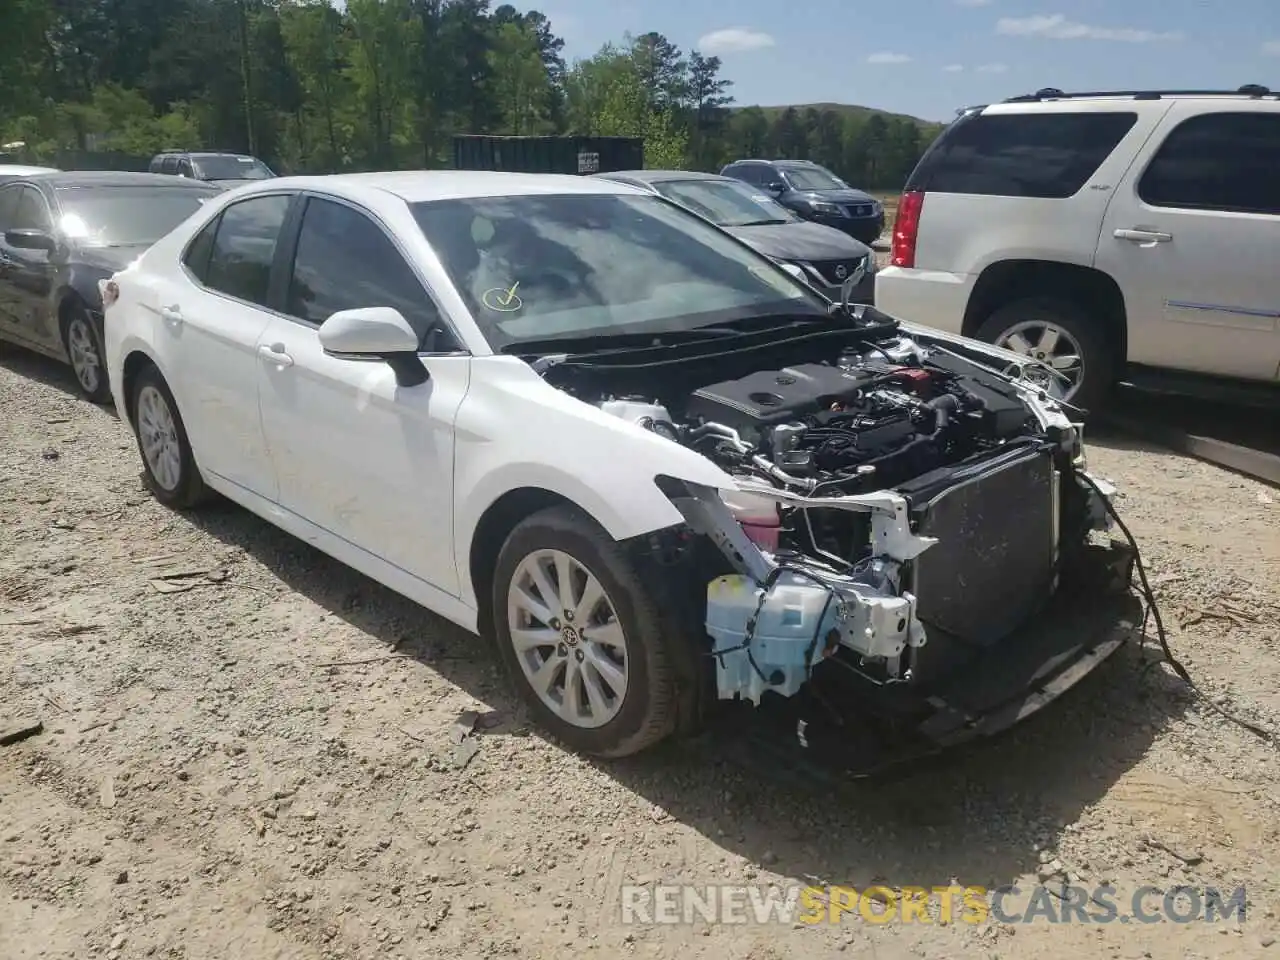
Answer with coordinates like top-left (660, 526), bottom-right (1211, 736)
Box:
top-left (705, 572), bottom-right (836, 705)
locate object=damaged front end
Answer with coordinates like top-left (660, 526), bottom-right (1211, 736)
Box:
top-left (535, 305), bottom-right (1140, 755)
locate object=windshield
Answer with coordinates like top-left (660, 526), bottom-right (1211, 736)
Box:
top-left (411, 193), bottom-right (827, 348)
top-left (193, 156), bottom-right (274, 181)
top-left (654, 178), bottom-right (799, 227)
top-left (782, 166), bottom-right (848, 191)
top-left (55, 186), bottom-right (218, 246)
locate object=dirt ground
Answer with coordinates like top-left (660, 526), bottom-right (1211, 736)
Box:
top-left (2, 343), bottom-right (1279, 960)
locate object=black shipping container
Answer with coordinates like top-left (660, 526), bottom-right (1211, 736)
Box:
top-left (452, 135), bottom-right (644, 175)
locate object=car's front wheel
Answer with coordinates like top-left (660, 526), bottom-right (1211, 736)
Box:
top-left (60, 304), bottom-right (111, 404)
top-left (492, 506), bottom-right (679, 758)
top-left (129, 364), bottom-right (210, 509)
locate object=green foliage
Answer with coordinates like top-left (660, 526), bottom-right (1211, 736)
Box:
top-left (0, 0), bottom-right (937, 188)
top-left (566, 43), bottom-right (687, 169)
top-left (489, 21), bottom-right (554, 134)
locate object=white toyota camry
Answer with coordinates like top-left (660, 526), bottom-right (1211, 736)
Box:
top-left (102, 171), bottom-right (1140, 764)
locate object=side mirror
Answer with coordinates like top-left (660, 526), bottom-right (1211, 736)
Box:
top-left (318, 306), bottom-right (428, 387)
top-left (765, 181), bottom-right (786, 194)
top-left (5, 228), bottom-right (56, 252)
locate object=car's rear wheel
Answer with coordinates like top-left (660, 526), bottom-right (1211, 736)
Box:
top-left (60, 304), bottom-right (110, 404)
top-left (130, 364), bottom-right (209, 509)
top-left (492, 506), bottom-right (678, 758)
top-left (975, 297), bottom-right (1116, 416)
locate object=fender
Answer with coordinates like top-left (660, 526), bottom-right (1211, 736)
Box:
top-left (453, 454), bottom-right (738, 606)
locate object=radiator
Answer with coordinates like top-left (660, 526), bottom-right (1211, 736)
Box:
top-left (906, 444), bottom-right (1059, 646)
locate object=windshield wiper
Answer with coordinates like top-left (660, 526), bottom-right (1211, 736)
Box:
top-left (736, 218), bottom-right (789, 226)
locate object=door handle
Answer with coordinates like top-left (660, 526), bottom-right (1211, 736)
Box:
top-left (258, 343), bottom-right (294, 368)
top-left (160, 304), bottom-right (184, 326)
top-left (1114, 227), bottom-right (1173, 245)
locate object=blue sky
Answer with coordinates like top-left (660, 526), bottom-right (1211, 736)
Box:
top-left (540, 0), bottom-right (1280, 121)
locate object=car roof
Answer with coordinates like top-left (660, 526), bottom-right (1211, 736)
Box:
top-left (240, 170), bottom-right (651, 204)
top-left (153, 151), bottom-right (258, 158)
top-left (41, 171), bottom-right (222, 189)
top-left (597, 169), bottom-right (737, 185)
top-left (964, 86), bottom-right (1280, 117)
top-left (0, 163), bottom-right (59, 175)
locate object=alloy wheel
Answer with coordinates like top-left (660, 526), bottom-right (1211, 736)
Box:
top-left (136, 385), bottom-right (182, 492)
top-left (66, 316), bottom-right (102, 394)
top-left (994, 320), bottom-right (1085, 401)
top-left (506, 548), bottom-right (629, 729)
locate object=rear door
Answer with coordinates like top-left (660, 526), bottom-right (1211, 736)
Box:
top-left (154, 192), bottom-right (294, 500)
top-left (1095, 105), bottom-right (1280, 381)
top-left (907, 102), bottom-right (1169, 275)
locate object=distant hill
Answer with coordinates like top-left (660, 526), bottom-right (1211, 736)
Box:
top-left (738, 102), bottom-right (946, 134)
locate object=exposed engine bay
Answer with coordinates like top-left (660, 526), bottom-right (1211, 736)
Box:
top-left (531, 308), bottom-right (1125, 718)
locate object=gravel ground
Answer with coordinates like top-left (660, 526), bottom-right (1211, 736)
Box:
top-left (2, 343), bottom-right (1279, 960)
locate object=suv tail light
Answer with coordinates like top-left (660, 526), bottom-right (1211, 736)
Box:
top-left (890, 190), bottom-right (924, 268)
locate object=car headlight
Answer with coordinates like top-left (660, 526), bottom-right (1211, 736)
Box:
top-left (871, 200), bottom-right (883, 214)
top-left (808, 200), bottom-right (842, 215)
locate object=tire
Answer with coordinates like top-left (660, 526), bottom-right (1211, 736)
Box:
top-left (491, 505), bottom-right (678, 758)
top-left (974, 297), bottom-right (1117, 417)
top-left (60, 303), bottom-right (111, 404)
top-left (129, 364), bottom-right (210, 509)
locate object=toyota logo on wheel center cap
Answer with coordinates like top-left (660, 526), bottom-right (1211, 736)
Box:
top-left (561, 625), bottom-right (581, 646)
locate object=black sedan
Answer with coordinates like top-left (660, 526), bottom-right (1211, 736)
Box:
top-left (592, 169), bottom-right (877, 304)
top-left (0, 171), bottom-right (219, 402)
top-left (720, 159), bottom-right (885, 246)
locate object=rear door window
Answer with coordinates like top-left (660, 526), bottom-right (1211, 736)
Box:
top-left (1138, 112), bottom-right (1280, 216)
top-left (182, 215), bottom-right (220, 282)
top-left (202, 194), bottom-right (291, 307)
top-left (161, 157), bottom-right (179, 175)
top-left (909, 112), bottom-right (1138, 199)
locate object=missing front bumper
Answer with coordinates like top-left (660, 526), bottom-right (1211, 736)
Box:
top-left (702, 540), bottom-right (1141, 779)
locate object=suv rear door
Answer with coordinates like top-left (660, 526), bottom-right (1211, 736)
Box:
top-left (907, 101), bottom-right (1166, 274)
top-left (1095, 103), bottom-right (1280, 381)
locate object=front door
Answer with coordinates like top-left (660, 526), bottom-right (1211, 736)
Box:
top-left (256, 194), bottom-right (469, 596)
top-left (0, 183), bottom-right (23, 334)
top-left (1095, 103), bottom-right (1280, 381)
top-left (1, 185), bottom-right (58, 351)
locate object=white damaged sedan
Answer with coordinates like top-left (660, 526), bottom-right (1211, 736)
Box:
top-left (102, 171), bottom-right (1138, 762)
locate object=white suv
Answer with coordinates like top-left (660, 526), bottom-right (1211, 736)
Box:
top-left (874, 84), bottom-right (1280, 413)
